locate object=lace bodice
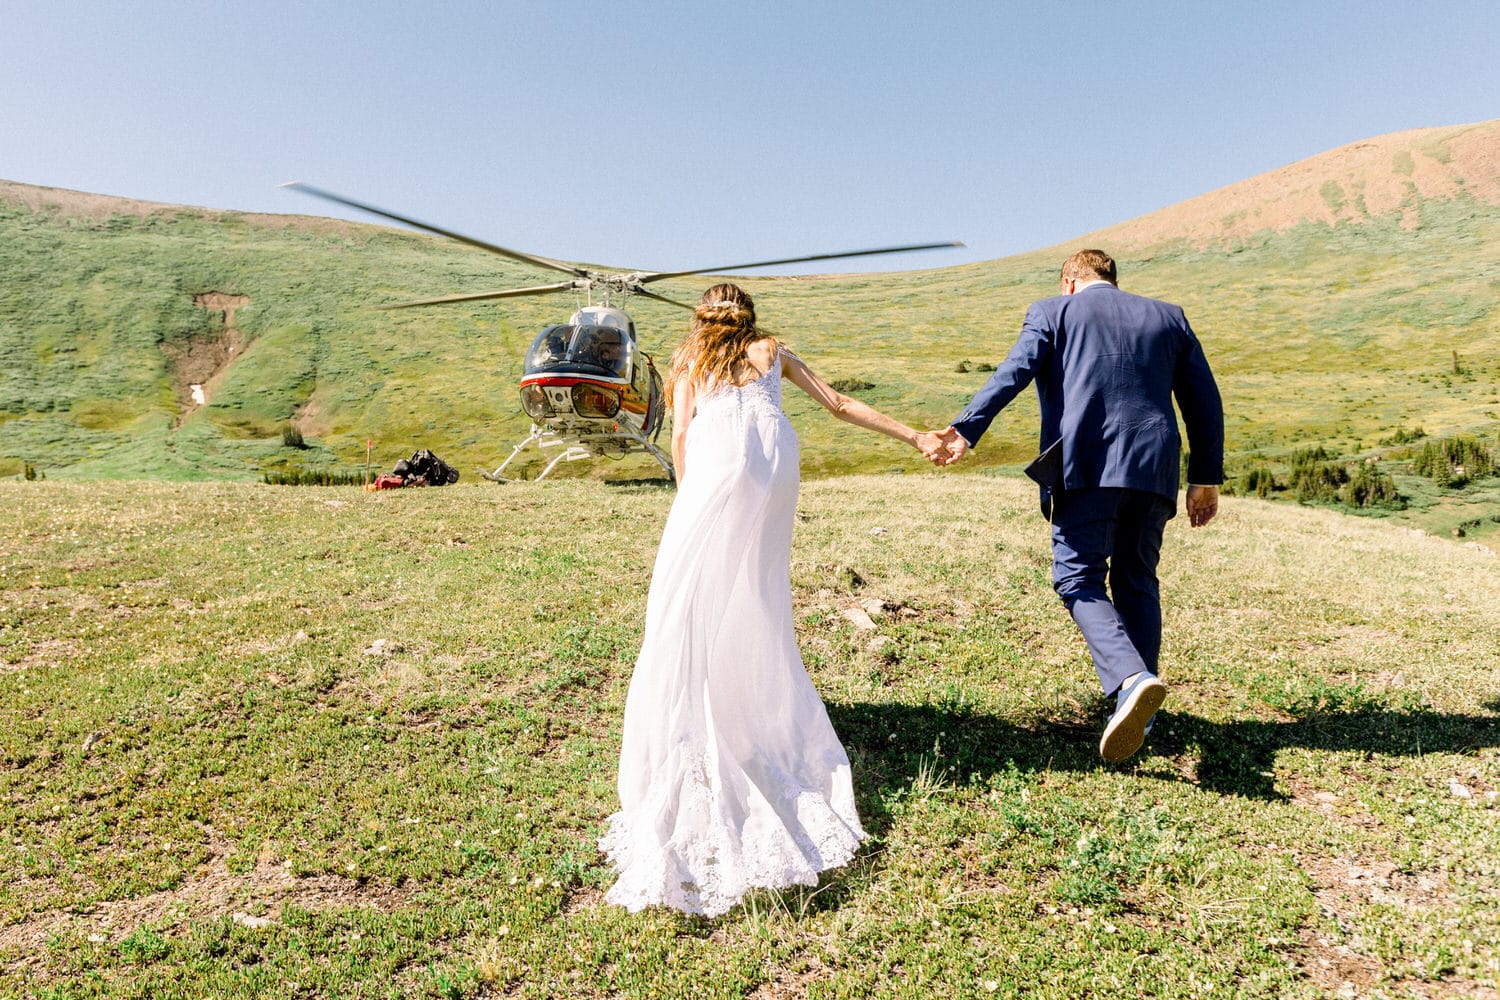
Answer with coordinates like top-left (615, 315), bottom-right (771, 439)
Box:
top-left (696, 352), bottom-right (786, 423)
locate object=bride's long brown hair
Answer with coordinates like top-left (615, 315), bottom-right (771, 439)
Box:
top-left (666, 283), bottom-right (779, 406)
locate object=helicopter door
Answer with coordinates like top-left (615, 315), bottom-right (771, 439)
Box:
top-left (632, 348), bottom-right (649, 398)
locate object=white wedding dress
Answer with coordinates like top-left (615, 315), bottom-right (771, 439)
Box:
top-left (600, 351), bottom-right (865, 917)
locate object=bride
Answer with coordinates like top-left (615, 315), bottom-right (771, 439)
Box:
top-left (600, 282), bottom-right (946, 916)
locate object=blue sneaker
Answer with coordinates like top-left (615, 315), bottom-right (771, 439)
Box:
top-left (1100, 672), bottom-right (1166, 762)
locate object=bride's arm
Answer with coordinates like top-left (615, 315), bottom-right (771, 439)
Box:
top-left (670, 376), bottom-right (697, 482)
top-left (781, 351), bottom-right (943, 454)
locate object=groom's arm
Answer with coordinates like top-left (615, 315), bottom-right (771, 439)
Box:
top-left (1172, 321), bottom-right (1224, 487)
top-left (948, 306), bottom-right (1054, 448)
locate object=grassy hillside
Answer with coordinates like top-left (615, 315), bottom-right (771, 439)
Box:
top-left (1, 477), bottom-right (1496, 997)
top-left (2, 122), bottom-right (1498, 533)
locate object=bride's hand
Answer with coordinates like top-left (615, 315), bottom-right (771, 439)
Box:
top-left (914, 430), bottom-right (952, 464)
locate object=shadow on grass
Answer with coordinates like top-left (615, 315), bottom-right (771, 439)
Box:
top-left (603, 477), bottom-right (674, 491)
top-left (830, 700), bottom-right (1500, 830)
top-left (664, 702), bottom-right (1499, 922)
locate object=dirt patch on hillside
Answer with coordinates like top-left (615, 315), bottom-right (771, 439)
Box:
top-left (195, 292), bottom-right (249, 328)
top-left (292, 388), bottom-right (329, 438)
top-left (1065, 119), bottom-right (1500, 253)
top-left (159, 292), bottom-right (251, 423)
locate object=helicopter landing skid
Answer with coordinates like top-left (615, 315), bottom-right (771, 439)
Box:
top-left (481, 426), bottom-right (675, 483)
top-left (480, 427), bottom-right (588, 482)
top-left (617, 423), bottom-right (675, 482)
top-left (479, 425), bottom-right (674, 483)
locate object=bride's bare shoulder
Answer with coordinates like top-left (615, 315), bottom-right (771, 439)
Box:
top-left (746, 337), bottom-right (779, 368)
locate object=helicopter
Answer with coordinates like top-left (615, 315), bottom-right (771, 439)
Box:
top-left (283, 183), bottom-right (961, 481)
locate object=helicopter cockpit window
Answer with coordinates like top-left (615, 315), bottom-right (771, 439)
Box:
top-left (525, 325), bottom-right (574, 372)
top-left (571, 326), bottom-right (631, 377)
top-left (524, 324), bottom-right (633, 377)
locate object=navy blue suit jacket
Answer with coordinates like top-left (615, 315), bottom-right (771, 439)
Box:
top-left (951, 283), bottom-right (1224, 501)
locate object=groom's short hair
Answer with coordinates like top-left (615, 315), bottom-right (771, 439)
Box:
top-left (1061, 249), bottom-right (1117, 285)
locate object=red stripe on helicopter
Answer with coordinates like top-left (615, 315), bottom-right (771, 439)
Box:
top-left (522, 373), bottom-right (649, 414)
top-left (519, 374), bottom-right (628, 389)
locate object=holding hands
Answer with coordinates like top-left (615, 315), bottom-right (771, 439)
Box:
top-left (914, 426), bottom-right (968, 466)
top-left (780, 349), bottom-right (970, 471)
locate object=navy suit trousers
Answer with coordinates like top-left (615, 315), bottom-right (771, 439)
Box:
top-left (1049, 487), bottom-right (1175, 697)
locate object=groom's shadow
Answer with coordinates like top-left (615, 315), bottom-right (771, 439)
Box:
top-left (736, 701), bottom-right (1497, 920)
top-left (827, 699), bottom-right (1500, 832)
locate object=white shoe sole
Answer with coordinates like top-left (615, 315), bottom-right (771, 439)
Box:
top-left (1100, 677), bottom-right (1166, 762)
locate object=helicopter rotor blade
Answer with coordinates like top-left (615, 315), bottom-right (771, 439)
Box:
top-left (378, 281), bottom-right (586, 310)
top-left (281, 182), bottom-right (592, 279)
top-left (628, 287), bottom-right (696, 311)
top-left (634, 241), bottom-right (964, 284)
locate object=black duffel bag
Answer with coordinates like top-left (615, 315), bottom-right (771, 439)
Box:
top-left (396, 449), bottom-right (459, 487)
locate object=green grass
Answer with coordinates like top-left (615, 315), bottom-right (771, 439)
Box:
top-left (2, 477), bottom-right (1497, 997)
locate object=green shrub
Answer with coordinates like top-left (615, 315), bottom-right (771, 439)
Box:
top-left (1341, 460), bottom-right (1405, 509)
top-left (1291, 461), bottom-right (1347, 502)
top-left (1411, 435), bottom-right (1494, 487)
top-left (1289, 445), bottom-right (1332, 468)
top-left (1237, 465), bottom-right (1278, 498)
top-left (1379, 426), bottom-right (1426, 445)
top-left (281, 423), bottom-right (308, 449)
top-left (263, 468), bottom-right (364, 486)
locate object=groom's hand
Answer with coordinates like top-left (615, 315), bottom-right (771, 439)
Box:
top-left (931, 426), bottom-right (968, 466)
top-left (1186, 484), bottom-right (1219, 527)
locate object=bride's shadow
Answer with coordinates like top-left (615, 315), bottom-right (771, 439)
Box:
top-left (827, 699), bottom-right (1500, 829)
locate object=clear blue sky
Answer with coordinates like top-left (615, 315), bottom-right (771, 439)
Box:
top-left (3, 1), bottom-right (1495, 274)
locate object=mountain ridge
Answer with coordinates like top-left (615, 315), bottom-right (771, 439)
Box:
top-left (0, 178), bottom-right (369, 238)
top-left (5, 119), bottom-right (1496, 262)
top-left (1064, 119), bottom-right (1499, 252)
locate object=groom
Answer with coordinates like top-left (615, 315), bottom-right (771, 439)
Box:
top-left (932, 249), bottom-right (1223, 762)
